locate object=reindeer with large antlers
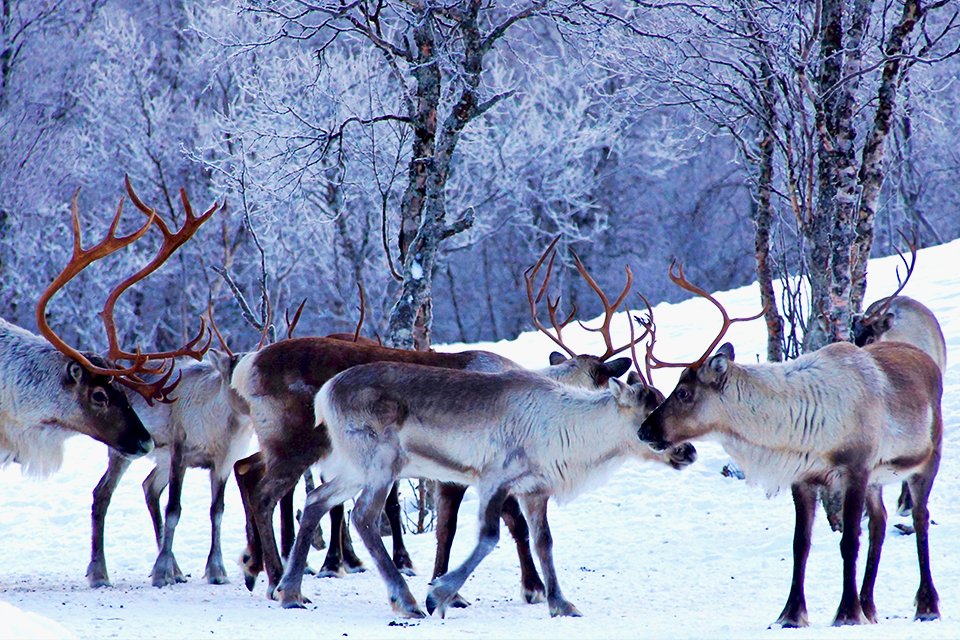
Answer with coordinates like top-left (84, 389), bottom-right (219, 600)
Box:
top-left (638, 263), bottom-right (942, 626)
top-left (428, 237), bottom-right (664, 608)
top-left (1, 179), bottom-right (214, 572)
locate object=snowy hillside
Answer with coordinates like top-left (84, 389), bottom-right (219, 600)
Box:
top-left (2, 239), bottom-right (959, 639)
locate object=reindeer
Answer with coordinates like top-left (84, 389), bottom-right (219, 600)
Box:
top-left (638, 263), bottom-right (942, 627)
top-left (272, 350), bottom-right (692, 619)
top-left (1, 179), bottom-right (215, 582)
top-left (229, 243), bottom-right (661, 601)
top-left (31, 179), bottom-right (231, 589)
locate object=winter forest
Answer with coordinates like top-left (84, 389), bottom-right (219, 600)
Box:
top-left (3, 0), bottom-right (960, 637)
top-left (1, 0), bottom-right (958, 352)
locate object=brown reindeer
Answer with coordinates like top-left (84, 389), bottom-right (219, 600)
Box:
top-left (638, 263), bottom-right (942, 627)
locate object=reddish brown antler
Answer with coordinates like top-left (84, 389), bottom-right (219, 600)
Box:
top-left (36, 179), bottom-right (220, 403)
top-left (524, 236), bottom-right (578, 358)
top-left (570, 249), bottom-right (647, 361)
top-left (629, 292), bottom-right (656, 389)
top-left (285, 298), bottom-right (307, 340)
top-left (862, 230), bottom-right (917, 324)
top-left (647, 261), bottom-right (764, 370)
top-left (207, 303), bottom-right (235, 358)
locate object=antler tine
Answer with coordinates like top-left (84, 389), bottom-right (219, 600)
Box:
top-left (207, 302), bottom-right (235, 358)
top-left (256, 295), bottom-right (273, 350)
top-left (631, 292), bottom-right (656, 389)
top-left (648, 260), bottom-right (764, 370)
top-left (524, 236), bottom-right (577, 357)
top-left (286, 298), bottom-right (307, 340)
top-left (36, 189), bottom-right (158, 379)
top-left (865, 230), bottom-right (918, 324)
top-left (99, 179), bottom-right (220, 365)
top-left (570, 249), bottom-right (644, 361)
top-left (353, 282), bottom-right (366, 342)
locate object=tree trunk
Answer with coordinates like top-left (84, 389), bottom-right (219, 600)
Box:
top-left (851, 0), bottom-right (921, 311)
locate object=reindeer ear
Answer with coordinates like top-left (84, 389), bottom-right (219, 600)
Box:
top-left (206, 349), bottom-right (231, 377)
top-left (608, 377), bottom-right (631, 406)
top-left (548, 351), bottom-right (568, 366)
top-left (602, 357), bottom-right (632, 380)
top-left (700, 348), bottom-right (731, 386)
top-left (626, 370), bottom-right (641, 386)
top-left (878, 312), bottom-right (895, 333)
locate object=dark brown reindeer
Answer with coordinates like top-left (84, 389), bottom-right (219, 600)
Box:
top-left (638, 263), bottom-right (942, 627)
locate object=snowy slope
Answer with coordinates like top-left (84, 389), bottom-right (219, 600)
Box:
top-left (2, 239), bottom-right (959, 639)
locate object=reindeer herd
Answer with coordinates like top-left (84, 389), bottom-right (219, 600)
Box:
top-left (0, 181), bottom-right (948, 629)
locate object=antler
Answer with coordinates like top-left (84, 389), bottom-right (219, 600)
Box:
top-left (862, 230), bottom-right (917, 324)
top-left (352, 282), bottom-right (367, 343)
top-left (524, 236), bottom-right (578, 358)
top-left (629, 293), bottom-right (656, 389)
top-left (285, 298), bottom-right (307, 340)
top-left (570, 249), bottom-right (647, 361)
top-left (207, 303), bottom-right (235, 358)
top-left (36, 179), bottom-right (220, 403)
top-left (647, 261), bottom-right (764, 370)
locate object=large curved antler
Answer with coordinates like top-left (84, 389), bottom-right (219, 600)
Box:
top-left (36, 179), bottom-right (220, 403)
top-left (646, 261), bottom-right (764, 371)
top-left (861, 230), bottom-right (917, 325)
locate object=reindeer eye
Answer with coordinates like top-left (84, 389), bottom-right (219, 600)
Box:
top-left (865, 336), bottom-right (876, 345)
top-left (676, 387), bottom-right (692, 402)
top-left (91, 388), bottom-right (110, 406)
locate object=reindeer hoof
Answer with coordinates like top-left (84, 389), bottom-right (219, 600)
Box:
top-left (449, 593), bottom-right (471, 608)
top-left (86, 564), bottom-right (112, 589)
top-left (206, 573), bottom-right (230, 586)
top-left (392, 595), bottom-right (426, 619)
top-left (549, 600), bottom-right (582, 617)
top-left (522, 586), bottom-right (547, 604)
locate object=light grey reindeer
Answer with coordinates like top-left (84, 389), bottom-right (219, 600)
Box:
top-left (2, 178), bottom-right (218, 584)
top-left (0, 317), bottom-right (153, 477)
top-left (87, 349), bottom-right (253, 588)
top-left (639, 263), bottom-right (942, 627)
top-left (270, 360), bottom-right (692, 619)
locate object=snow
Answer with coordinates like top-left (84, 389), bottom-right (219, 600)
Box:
top-left (3, 239), bottom-right (960, 639)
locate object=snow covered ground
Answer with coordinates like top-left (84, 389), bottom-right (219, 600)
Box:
top-left (2, 239), bottom-right (959, 639)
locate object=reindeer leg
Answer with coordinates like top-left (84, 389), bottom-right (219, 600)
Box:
top-left (279, 490), bottom-right (295, 565)
top-left (142, 464), bottom-right (168, 549)
top-left (501, 495), bottom-right (547, 604)
top-left (355, 480), bottom-right (425, 618)
top-left (317, 503), bottom-right (349, 577)
top-left (859, 485), bottom-right (885, 623)
top-left (908, 448), bottom-right (941, 621)
top-left (340, 509), bottom-right (365, 573)
top-left (896, 480), bottom-right (913, 517)
top-left (253, 459), bottom-right (311, 599)
top-left (234, 453), bottom-right (266, 591)
top-left (278, 478), bottom-right (358, 609)
top-left (427, 483), bottom-right (511, 619)
top-left (518, 493), bottom-right (579, 617)
top-left (87, 449), bottom-right (132, 588)
top-left (432, 482), bottom-right (471, 608)
top-left (385, 481), bottom-right (415, 576)
top-left (833, 470), bottom-right (868, 626)
top-left (204, 471), bottom-right (230, 585)
top-left (774, 482), bottom-right (817, 628)
top-left (151, 439), bottom-right (188, 587)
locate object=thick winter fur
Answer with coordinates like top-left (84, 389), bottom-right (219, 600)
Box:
top-left (86, 350), bottom-right (253, 588)
top-left (273, 362), bottom-right (683, 619)
top-left (0, 318), bottom-right (152, 477)
top-left (640, 340), bottom-right (942, 626)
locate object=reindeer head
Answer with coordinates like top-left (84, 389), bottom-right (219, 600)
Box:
top-left (639, 342), bottom-right (735, 451)
top-left (60, 352), bottom-right (153, 457)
